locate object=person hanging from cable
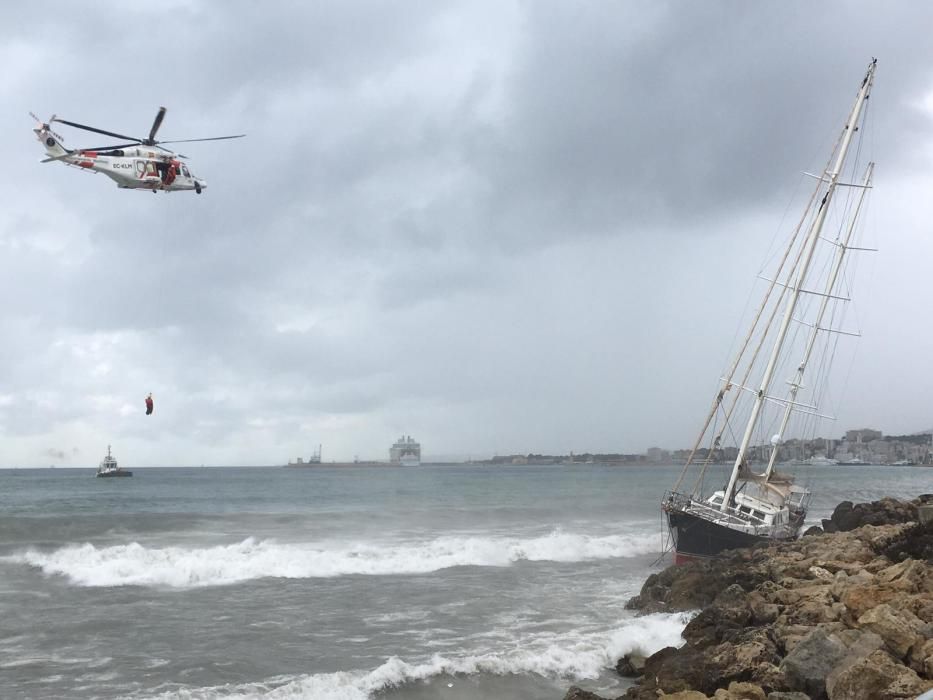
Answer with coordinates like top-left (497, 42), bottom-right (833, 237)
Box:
top-left (145, 393), bottom-right (154, 416)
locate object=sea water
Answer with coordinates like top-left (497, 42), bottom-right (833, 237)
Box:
top-left (0, 462), bottom-right (929, 699)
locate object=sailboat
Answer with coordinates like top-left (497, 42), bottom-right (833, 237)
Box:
top-left (663, 59), bottom-right (878, 565)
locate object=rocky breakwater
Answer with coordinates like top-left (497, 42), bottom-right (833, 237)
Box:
top-left (565, 496), bottom-right (933, 700)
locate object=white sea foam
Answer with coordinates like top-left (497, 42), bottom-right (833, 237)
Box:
top-left (6, 529), bottom-right (658, 589)
top-left (605, 611), bottom-right (694, 660)
top-left (141, 612), bottom-right (688, 699)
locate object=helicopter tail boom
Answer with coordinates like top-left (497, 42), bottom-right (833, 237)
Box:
top-left (34, 118), bottom-right (70, 161)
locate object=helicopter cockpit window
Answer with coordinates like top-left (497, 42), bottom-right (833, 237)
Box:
top-left (135, 161), bottom-right (145, 177)
top-left (181, 166), bottom-right (190, 178)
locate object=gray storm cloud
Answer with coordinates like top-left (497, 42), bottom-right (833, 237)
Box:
top-left (2, 2), bottom-right (932, 465)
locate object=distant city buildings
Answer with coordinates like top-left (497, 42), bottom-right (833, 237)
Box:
top-left (475, 428), bottom-right (931, 466)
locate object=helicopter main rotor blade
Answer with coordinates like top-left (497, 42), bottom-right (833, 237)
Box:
top-left (52, 118), bottom-right (140, 143)
top-left (76, 143), bottom-right (142, 152)
top-left (147, 107), bottom-right (167, 144)
top-left (156, 134), bottom-right (246, 144)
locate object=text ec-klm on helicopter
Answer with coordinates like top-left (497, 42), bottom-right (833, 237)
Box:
top-left (32, 107), bottom-right (244, 194)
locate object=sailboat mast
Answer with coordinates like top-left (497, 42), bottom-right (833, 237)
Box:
top-left (763, 161), bottom-right (874, 479)
top-left (720, 59), bottom-right (877, 511)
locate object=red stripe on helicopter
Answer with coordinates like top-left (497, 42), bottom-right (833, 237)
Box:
top-left (78, 161), bottom-right (94, 168)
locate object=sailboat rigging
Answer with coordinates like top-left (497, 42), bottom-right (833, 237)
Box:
top-left (663, 59), bottom-right (878, 565)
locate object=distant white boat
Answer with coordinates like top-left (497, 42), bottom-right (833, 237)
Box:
top-left (96, 445), bottom-right (132, 478)
top-left (807, 456), bottom-right (838, 466)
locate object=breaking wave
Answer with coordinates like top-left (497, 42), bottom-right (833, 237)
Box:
top-left (140, 612), bottom-right (691, 699)
top-left (6, 529), bottom-right (658, 589)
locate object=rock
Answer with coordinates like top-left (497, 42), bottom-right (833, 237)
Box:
top-left (876, 520), bottom-right (933, 563)
top-left (830, 501), bottom-right (856, 530)
top-left (779, 627), bottom-right (847, 697)
top-left (825, 649), bottom-right (932, 699)
top-left (682, 594), bottom-right (752, 649)
top-left (875, 558), bottom-right (929, 592)
top-left (749, 600), bottom-right (781, 625)
top-left (747, 661), bottom-right (787, 693)
top-left (711, 682), bottom-right (766, 700)
top-left (667, 566), bottom-right (727, 611)
top-left (616, 652), bottom-right (645, 677)
top-left (827, 498), bottom-right (918, 533)
top-left (642, 644), bottom-right (720, 695)
top-left (563, 687), bottom-right (610, 700)
top-left (908, 637), bottom-right (933, 677)
top-left (802, 526), bottom-right (823, 537)
top-left (856, 603), bottom-right (925, 658)
top-left (840, 583), bottom-right (898, 619)
top-left (825, 630), bottom-right (886, 696)
top-left (610, 498), bottom-right (933, 700)
top-left (835, 628), bottom-right (885, 657)
top-left (807, 566), bottom-right (834, 582)
top-left (707, 630), bottom-right (781, 686)
top-left (830, 570), bottom-right (849, 600)
top-left (778, 586), bottom-right (838, 625)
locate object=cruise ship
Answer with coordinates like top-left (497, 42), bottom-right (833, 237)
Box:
top-left (390, 435), bottom-right (421, 466)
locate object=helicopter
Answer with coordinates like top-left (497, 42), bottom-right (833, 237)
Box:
top-left (32, 107), bottom-right (244, 194)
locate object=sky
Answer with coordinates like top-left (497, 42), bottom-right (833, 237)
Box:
top-left (2, 2), bottom-right (933, 466)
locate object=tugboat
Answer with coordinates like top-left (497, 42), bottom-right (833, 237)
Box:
top-left (96, 445), bottom-right (133, 477)
top-left (662, 60), bottom-right (878, 564)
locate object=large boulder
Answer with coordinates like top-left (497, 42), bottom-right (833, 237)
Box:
top-left (779, 627), bottom-right (847, 697)
top-left (824, 498), bottom-right (918, 533)
top-left (638, 644), bottom-right (725, 696)
top-left (908, 637), bottom-right (933, 678)
top-left (711, 681), bottom-right (767, 699)
top-left (840, 583), bottom-right (899, 619)
top-left (856, 603), bottom-right (926, 659)
top-left (825, 649), bottom-right (932, 699)
top-left (682, 585), bottom-right (753, 649)
top-left (615, 652), bottom-right (645, 678)
top-left (876, 520), bottom-right (933, 563)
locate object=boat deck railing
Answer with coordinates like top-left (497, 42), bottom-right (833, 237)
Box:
top-left (662, 490), bottom-right (799, 539)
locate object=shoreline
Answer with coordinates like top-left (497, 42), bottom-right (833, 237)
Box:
top-left (566, 495), bottom-right (933, 700)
